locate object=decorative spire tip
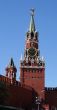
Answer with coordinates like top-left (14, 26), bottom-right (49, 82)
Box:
top-left (30, 8), bottom-right (35, 16)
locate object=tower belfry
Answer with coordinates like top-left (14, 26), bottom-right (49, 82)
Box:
top-left (20, 10), bottom-right (45, 100)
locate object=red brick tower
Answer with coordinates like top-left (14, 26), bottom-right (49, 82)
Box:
top-left (5, 58), bottom-right (17, 84)
top-left (20, 9), bottom-right (45, 100)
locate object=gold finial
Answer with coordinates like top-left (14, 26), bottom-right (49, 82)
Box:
top-left (30, 8), bottom-right (35, 16)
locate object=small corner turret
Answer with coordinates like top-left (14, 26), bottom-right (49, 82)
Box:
top-left (5, 58), bottom-right (17, 84)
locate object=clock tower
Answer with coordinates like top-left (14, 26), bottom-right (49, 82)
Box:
top-left (20, 9), bottom-right (45, 100)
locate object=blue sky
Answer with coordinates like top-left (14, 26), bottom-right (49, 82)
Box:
top-left (0, 0), bottom-right (57, 87)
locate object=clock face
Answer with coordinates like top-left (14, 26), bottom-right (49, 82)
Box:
top-left (28, 47), bottom-right (37, 57)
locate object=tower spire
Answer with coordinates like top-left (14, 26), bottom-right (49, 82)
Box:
top-left (29, 9), bottom-right (35, 32)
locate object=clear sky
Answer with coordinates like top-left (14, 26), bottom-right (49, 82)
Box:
top-left (0, 0), bottom-right (57, 87)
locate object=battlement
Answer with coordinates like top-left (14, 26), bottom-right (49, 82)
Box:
top-left (20, 58), bottom-right (45, 67)
top-left (0, 74), bottom-right (11, 84)
top-left (45, 87), bottom-right (57, 91)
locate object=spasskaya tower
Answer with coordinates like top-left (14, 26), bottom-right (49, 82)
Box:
top-left (20, 9), bottom-right (45, 100)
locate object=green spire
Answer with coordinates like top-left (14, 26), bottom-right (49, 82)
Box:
top-left (10, 58), bottom-right (14, 67)
top-left (29, 9), bottom-right (35, 32)
top-left (8, 58), bottom-right (15, 67)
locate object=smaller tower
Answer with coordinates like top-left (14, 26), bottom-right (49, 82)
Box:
top-left (5, 58), bottom-right (17, 84)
